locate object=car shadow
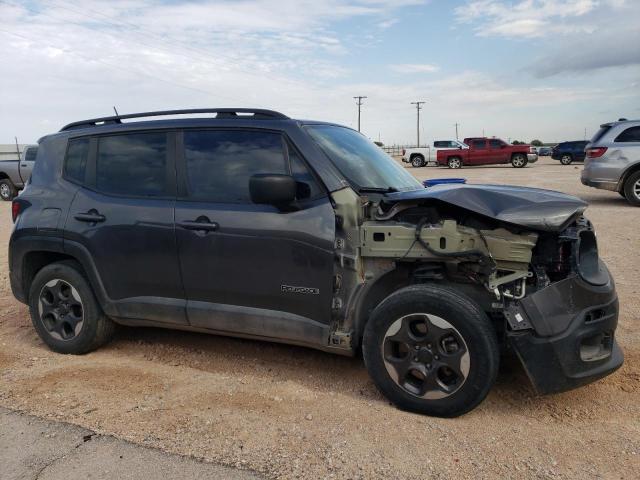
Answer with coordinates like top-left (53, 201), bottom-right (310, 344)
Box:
top-left (107, 325), bottom-right (558, 413)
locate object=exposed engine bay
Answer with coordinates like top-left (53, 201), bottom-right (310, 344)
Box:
top-left (329, 184), bottom-right (610, 354)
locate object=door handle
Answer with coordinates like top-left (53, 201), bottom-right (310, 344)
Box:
top-left (74, 211), bottom-right (106, 223)
top-left (178, 220), bottom-right (219, 232)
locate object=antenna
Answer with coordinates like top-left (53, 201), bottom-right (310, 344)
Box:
top-left (113, 106), bottom-right (120, 116)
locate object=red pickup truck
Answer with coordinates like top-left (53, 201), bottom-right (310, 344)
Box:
top-left (436, 137), bottom-right (537, 168)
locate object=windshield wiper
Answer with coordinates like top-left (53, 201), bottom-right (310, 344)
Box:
top-left (358, 186), bottom-right (398, 194)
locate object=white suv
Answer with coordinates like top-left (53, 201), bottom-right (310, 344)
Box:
top-left (581, 119), bottom-right (640, 206)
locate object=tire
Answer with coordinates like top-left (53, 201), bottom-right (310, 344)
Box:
top-left (0, 178), bottom-right (17, 201)
top-left (511, 154), bottom-right (527, 168)
top-left (28, 261), bottom-right (115, 354)
top-left (447, 157), bottom-right (462, 169)
top-left (623, 171), bottom-right (640, 206)
top-left (411, 155), bottom-right (426, 168)
top-left (560, 154), bottom-right (573, 165)
top-left (362, 284), bottom-right (499, 417)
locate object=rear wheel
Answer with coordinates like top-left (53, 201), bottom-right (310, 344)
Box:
top-left (447, 157), bottom-right (462, 169)
top-left (362, 284), bottom-right (499, 417)
top-left (411, 155), bottom-right (426, 168)
top-left (560, 154), bottom-right (573, 165)
top-left (511, 154), bottom-right (527, 168)
top-left (29, 261), bottom-right (115, 354)
top-left (0, 179), bottom-right (17, 201)
top-left (623, 171), bottom-right (640, 206)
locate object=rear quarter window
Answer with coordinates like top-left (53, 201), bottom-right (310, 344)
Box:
top-left (64, 138), bottom-right (90, 184)
top-left (614, 126), bottom-right (640, 142)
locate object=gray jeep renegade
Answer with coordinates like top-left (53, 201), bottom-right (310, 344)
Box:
top-left (9, 109), bottom-right (623, 417)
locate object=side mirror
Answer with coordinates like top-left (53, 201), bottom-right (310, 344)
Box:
top-left (249, 174), bottom-right (297, 206)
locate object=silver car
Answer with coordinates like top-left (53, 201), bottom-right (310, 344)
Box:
top-left (581, 119), bottom-right (640, 206)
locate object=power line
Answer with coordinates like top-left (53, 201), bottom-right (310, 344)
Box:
top-left (353, 96), bottom-right (367, 132)
top-left (410, 101), bottom-right (425, 147)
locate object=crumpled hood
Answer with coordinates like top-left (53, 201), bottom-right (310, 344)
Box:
top-left (384, 184), bottom-right (588, 232)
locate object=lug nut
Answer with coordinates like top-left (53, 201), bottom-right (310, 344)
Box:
top-left (427, 363), bottom-right (432, 369)
top-left (434, 355), bottom-right (440, 360)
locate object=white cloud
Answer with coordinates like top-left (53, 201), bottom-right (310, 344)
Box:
top-left (391, 63), bottom-right (440, 74)
top-left (454, 0), bottom-right (600, 38)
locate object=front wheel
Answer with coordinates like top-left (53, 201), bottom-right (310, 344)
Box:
top-left (362, 284), bottom-right (499, 417)
top-left (0, 179), bottom-right (17, 201)
top-left (411, 155), bottom-right (425, 168)
top-left (447, 157), bottom-right (462, 169)
top-left (511, 154), bottom-right (527, 168)
top-left (560, 154), bottom-right (573, 165)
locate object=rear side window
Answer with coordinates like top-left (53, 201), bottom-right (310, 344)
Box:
top-left (96, 133), bottom-right (168, 196)
top-left (184, 130), bottom-right (287, 203)
top-left (434, 141), bottom-right (452, 148)
top-left (64, 138), bottom-right (90, 183)
top-left (489, 139), bottom-right (503, 148)
top-left (615, 126), bottom-right (640, 142)
top-left (472, 140), bottom-right (486, 149)
top-left (24, 147), bottom-right (37, 161)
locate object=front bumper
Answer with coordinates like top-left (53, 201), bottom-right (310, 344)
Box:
top-left (506, 268), bottom-right (623, 394)
top-left (527, 153), bottom-right (538, 163)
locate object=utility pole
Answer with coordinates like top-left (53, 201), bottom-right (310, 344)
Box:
top-left (454, 122), bottom-right (460, 140)
top-left (411, 101), bottom-right (425, 147)
top-left (353, 96), bottom-right (367, 132)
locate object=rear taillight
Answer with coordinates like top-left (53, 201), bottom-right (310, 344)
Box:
top-left (586, 147), bottom-right (608, 158)
top-left (11, 200), bottom-right (20, 223)
top-left (402, 148), bottom-right (406, 156)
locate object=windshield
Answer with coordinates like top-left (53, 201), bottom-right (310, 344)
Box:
top-left (305, 125), bottom-right (422, 192)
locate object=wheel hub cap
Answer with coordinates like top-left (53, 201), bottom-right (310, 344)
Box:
top-left (382, 313), bottom-right (470, 400)
top-left (38, 279), bottom-right (84, 341)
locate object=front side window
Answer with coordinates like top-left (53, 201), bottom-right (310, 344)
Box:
top-left (184, 130), bottom-right (287, 203)
top-left (305, 125), bottom-right (421, 192)
top-left (64, 138), bottom-right (90, 184)
top-left (615, 126), bottom-right (640, 142)
top-left (96, 133), bottom-right (168, 196)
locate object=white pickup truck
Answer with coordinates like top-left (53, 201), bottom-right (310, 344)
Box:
top-left (402, 140), bottom-right (468, 167)
top-left (0, 144), bottom-right (37, 200)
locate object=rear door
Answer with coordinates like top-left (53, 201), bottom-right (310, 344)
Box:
top-left (174, 128), bottom-right (335, 345)
top-left (64, 131), bottom-right (187, 324)
top-left (574, 141), bottom-right (588, 161)
top-left (469, 139), bottom-right (490, 165)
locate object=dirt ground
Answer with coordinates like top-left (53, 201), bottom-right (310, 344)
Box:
top-left (0, 157), bottom-right (638, 479)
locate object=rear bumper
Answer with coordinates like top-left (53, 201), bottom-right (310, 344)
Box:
top-left (401, 156), bottom-right (409, 163)
top-left (507, 269), bottom-right (623, 394)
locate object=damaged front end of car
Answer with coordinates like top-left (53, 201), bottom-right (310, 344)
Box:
top-left (333, 183), bottom-right (623, 394)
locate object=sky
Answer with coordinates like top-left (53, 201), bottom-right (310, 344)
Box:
top-left (0, 0), bottom-right (639, 145)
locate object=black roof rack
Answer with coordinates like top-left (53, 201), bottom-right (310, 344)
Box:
top-left (60, 108), bottom-right (289, 131)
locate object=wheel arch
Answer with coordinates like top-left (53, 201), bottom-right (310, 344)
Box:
top-left (618, 161), bottom-right (640, 192)
top-left (11, 236), bottom-right (115, 316)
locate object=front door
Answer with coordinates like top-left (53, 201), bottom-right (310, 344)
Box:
top-left (488, 139), bottom-right (509, 164)
top-left (174, 128), bottom-right (335, 346)
top-left (64, 132), bottom-right (186, 324)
